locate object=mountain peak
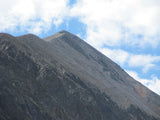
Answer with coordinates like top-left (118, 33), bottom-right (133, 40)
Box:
top-left (59, 30), bottom-right (70, 34)
top-left (56, 30), bottom-right (74, 38)
top-left (43, 30), bottom-right (77, 42)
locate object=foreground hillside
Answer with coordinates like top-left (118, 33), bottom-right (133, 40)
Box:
top-left (0, 31), bottom-right (160, 120)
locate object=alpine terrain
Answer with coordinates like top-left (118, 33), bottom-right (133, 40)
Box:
top-left (0, 30), bottom-right (160, 120)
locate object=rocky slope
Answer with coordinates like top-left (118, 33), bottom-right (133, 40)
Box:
top-left (0, 31), bottom-right (160, 120)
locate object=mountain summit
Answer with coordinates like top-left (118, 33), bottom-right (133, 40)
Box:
top-left (0, 31), bottom-right (160, 120)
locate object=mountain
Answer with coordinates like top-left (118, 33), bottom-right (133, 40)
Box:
top-left (0, 31), bottom-right (160, 120)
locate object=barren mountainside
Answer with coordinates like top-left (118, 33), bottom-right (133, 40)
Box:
top-left (0, 31), bottom-right (160, 120)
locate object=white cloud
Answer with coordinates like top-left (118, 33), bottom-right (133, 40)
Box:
top-left (100, 48), bottom-right (129, 65)
top-left (127, 70), bottom-right (160, 95)
top-left (99, 48), bottom-right (160, 73)
top-left (71, 0), bottom-right (160, 48)
top-left (128, 54), bottom-right (160, 73)
top-left (0, 0), bottom-right (69, 34)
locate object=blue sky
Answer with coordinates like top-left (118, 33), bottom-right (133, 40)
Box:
top-left (0, 0), bottom-right (160, 95)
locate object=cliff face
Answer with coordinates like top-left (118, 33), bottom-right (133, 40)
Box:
top-left (0, 31), bottom-right (160, 120)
